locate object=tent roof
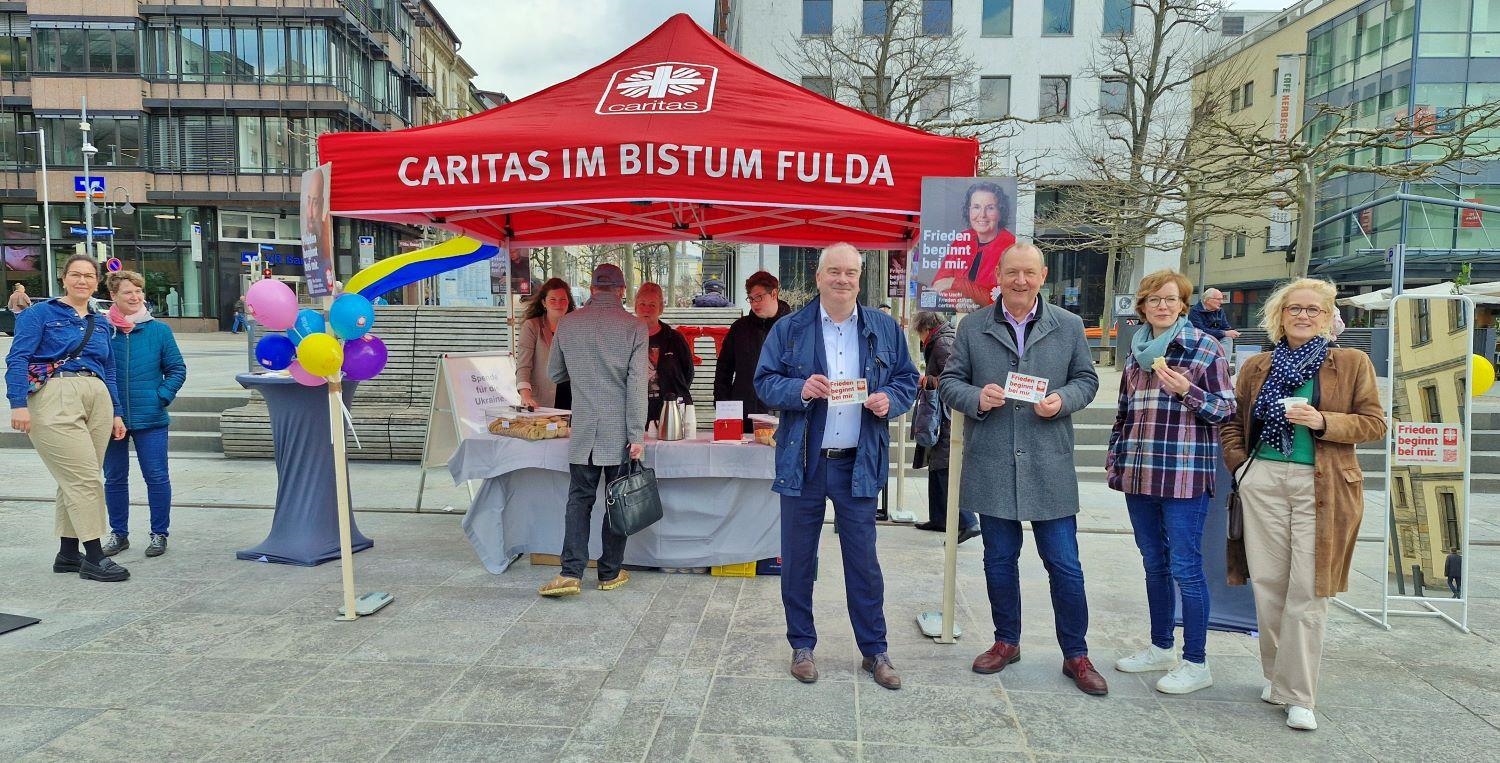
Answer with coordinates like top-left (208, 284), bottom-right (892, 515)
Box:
top-left (1337, 281), bottom-right (1500, 310)
top-left (318, 14), bottom-right (978, 249)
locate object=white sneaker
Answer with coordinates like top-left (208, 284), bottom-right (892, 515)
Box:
top-left (1115, 645), bottom-right (1177, 673)
top-left (1286, 705), bottom-right (1317, 730)
top-left (1155, 660), bottom-right (1213, 694)
top-left (1260, 683), bottom-right (1284, 705)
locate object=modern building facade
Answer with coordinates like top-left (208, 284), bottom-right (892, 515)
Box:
top-left (0, 0), bottom-right (482, 329)
top-left (1190, 0), bottom-right (1500, 328)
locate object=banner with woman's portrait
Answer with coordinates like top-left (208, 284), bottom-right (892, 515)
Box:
top-left (300, 164), bottom-right (335, 298)
top-left (912, 177), bottom-right (1018, 313)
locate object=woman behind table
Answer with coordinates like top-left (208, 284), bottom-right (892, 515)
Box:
top-left (910, 311), bottom-right (978, 541)
top-left (516, 278), bottom-right (574, 410)
top-left (99, 270), bottom-right (186, 559)
top-left (714, 270), bottom-right (791, 426)
top-left (931, 181), bottom-right (1017, 307)
top-left (1220, 278), bottom-right (1385, 732)
top-left (4, 254), bottom-right (129, 582)
top-left (1106, 270), bottom-right (1234, 695)
top-left (635, 282), bottom-right (694, 426)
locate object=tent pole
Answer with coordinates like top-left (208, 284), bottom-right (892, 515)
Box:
top-left (505, 239), bottom-right (516, 353)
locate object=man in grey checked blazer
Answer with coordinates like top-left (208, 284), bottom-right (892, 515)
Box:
top-left (539, 263), bottom-right (648, 597)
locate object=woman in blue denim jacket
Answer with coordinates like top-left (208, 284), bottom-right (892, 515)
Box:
top-left (4, 255), bottom-right (129, 582)
top-left (99, 270), bottom-right (187, 559)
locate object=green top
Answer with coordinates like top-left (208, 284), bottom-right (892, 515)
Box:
top-left (1258, 377), bottom-right (1317, 465)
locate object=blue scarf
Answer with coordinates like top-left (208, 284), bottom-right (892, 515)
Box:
top-left (1131, 317), bottom-right (1187, 371)
top-left (1252, 337), bottom-right (1330, 456)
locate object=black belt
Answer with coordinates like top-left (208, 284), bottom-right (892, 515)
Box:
top-left (54, 370), bottom-right (97, 378)
top-left (821, 447), bottom-right (856, 460)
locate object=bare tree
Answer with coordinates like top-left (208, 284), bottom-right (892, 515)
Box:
top-left (779, 0), bottom-right (1011, 159)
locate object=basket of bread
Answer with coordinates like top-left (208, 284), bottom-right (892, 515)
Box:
top-left (485, 406), bottom-right (572, 441)
top-left (749, 414), bottom-right (778, 446)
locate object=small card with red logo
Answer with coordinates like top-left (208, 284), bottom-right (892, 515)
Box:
top-left (827, 378), bottom-right (868, 406)
top-left (1004, 372), bottom-right (1049, 403)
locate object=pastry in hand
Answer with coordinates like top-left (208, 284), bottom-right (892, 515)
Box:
top-left (1151, 356), bottom-right (1169, 373)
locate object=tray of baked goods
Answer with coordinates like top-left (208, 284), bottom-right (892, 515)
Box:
top-left (485, 406), bottom-right (572, 440)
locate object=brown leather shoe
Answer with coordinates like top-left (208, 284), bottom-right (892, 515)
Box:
top-left (972, 641), bottom-right (1021, 674)
top-left (1063, 655), bottom-right (1109, 696)
top-left (790, 648), bottom-right (818, 683)
top-left (861, 653), bottom-right (901, 690)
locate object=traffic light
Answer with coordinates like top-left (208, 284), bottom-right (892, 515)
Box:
top-left (263, 267), bottom-right (273, 281)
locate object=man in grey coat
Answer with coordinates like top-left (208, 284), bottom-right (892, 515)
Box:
top-left (539, 263), bottom-right (648, 597)
top-left (938, 243), bottom-right (1109, 696)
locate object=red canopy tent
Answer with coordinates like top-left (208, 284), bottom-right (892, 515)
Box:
top-left (319, 14), bottom-right (977, 248)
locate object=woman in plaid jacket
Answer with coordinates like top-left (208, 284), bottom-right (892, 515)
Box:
top-left (1106, 270), bottom-right (1236, 695)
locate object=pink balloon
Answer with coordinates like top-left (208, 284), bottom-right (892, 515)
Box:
top-left (245, 278), bottom-right (298, 331)
top-left (287, 360), bottom-right (326, 387)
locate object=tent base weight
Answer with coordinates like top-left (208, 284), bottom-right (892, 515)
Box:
top-left (338, 592), bottom-right (395, 618)
top-left (917, 611), bottom-right (960, 639)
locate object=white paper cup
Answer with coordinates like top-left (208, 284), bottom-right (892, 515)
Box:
top-left (1280, 396), bottom-right (1309, 411)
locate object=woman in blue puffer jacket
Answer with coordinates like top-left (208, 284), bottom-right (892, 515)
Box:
top-left (100, 270), bottom-right (187, 559)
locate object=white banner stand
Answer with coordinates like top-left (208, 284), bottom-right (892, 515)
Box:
top-left (415, 351), bottom-right (520, 512)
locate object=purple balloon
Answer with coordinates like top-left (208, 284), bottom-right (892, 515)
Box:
top-left (341, 334), bottom-right (388, 381)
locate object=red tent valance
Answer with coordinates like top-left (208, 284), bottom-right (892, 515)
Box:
top-left (319, 14), bottom-right (978, 249)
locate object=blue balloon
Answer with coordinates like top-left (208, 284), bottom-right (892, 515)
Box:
top-left (329, 293), bottom-right (376, 340)
top-left (255, 334), bottom-right (296, 371)
top-left (288, 309), bottom-right (325, 346)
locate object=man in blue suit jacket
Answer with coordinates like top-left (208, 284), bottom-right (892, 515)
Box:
top-left (754, 243), bottom-right (919, 691)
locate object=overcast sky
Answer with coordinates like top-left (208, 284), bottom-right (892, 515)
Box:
top-left (432, 0), bottom-right (1295, 99)
top-left (434, 1), bottom-right (716, 99)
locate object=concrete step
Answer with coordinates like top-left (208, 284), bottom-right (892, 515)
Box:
top-left (169, 393), bottom-right (250, 413)
top-left (169, 411), bottom-right (223, 433)
top-left (0, 429), bottom-right (220, 453)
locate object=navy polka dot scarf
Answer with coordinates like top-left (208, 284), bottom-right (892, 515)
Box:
top-left (1252, 336), bottom-right (1330, 456)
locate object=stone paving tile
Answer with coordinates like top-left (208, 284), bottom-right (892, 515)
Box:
top-left (857, 681), bottom-right (1024, 749)
top-left (646, 715), bottom-right (697, 763)
top-left (22, 708), bottom-right (257, 762)
top-left (0, 649), bottom-right (61, 679)
top-left (715, 629), bottom-right (859, 682)
top-left (208, 716), bottom-right (414, 762)
top-left (203, 614), bottom-right (382, 661)
top-left (388, 585), bottom-right (537, 622)
top-left (76, 612), bottom-right (261, 656)
top-left (131, 656), bottom-right (327, 715)
top-left (518, 586), bottom-right (657, 626)
top-left (347, 618), bottom-right (510, 666)
top-left (1169, 698), bottom-right (1374, 762)
top-left (0, 651), bottom-right (195, 709)
top-left (425, 665), bottom-right (607, 726)
top-left (0, 706), bottom-right (102, 760)
top-left (860, 743), bottom-right (1032, 763)
top-left (1008, 692), bottom-right (1201, 760)
top-left (380, 721), bottom-right (571, 762)
top-left (479, 620), bottom-right (631, 670)
top-left (698, 675), bottom-right (858, 741)
top-left (164, 579), bottom-right (327, 616)
top-left (685, 734), bottom-right (860, 762)
top-left (1333, 706), bottom-right (1500, 760)
top-left (271, 662), bottom-right (465, 720)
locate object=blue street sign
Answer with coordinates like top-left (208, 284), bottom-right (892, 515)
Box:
top-left (68, 226), bottom-right (114, 237)
top-left (73, 176), bottom-right (106, 198)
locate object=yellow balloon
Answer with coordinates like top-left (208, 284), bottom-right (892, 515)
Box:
top-left (297, 333), bottom-right (344, 378)
top-left (1474, 354), bottom-right (1496, 397)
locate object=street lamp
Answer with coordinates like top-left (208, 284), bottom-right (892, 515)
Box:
top-left (16, 129), bottom-right (53, 296)
top-left (81, 134), bottom-right (98, 260)
top-left (104, 186), bottom-right (134, 262)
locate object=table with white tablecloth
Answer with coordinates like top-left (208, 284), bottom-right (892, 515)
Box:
top-left (450, 434), bottom-right (780, 573)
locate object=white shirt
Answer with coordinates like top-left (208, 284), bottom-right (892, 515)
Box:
top-left (819, 304), bottom-right (861, 450)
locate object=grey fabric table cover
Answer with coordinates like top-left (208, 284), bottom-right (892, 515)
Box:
top-left (235, 373), bottom-right (373, 566)
top-left (451, 434), bottom-right (779, 573)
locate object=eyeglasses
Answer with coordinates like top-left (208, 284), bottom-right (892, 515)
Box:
top-left (64, 272), bottom-right (98, 281)
top-left (1283, 305), bottom-right (1326, 317)
top-left (1144, 296), bottom-right (1181, 307)
top-left (747, 290), bottom-right (775, 303)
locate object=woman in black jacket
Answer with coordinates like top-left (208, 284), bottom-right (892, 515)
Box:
top-left (713, 271), bottom-right (790, 425)
top-left (911, 311), bottom-right (978, 541)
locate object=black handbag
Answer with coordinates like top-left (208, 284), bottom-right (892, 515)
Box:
top-left (1226, 433), bottom-right (1261, 542)
top-left (606, 459), bottom-right (664, 536)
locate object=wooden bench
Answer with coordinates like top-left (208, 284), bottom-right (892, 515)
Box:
top-left (222, 306), bottom-right (513, 460)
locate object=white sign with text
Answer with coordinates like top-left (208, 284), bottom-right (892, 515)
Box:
top-left (1004, 372), bottom-right (1049, 403)
top-left (1393, 422), bottom-right (1462, 466)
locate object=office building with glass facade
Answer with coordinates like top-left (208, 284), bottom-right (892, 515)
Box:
top-left (0, 0), bottom-right (481, 329)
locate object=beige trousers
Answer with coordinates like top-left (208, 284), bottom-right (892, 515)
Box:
top-left (1240, 459), bottom-right (1328, 709)
top-left (27, 376), bottom-right (113, 542)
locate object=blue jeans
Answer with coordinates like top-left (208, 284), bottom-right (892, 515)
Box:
top-left (230, 313), bottom-right (246, 333)
top-left (103, 425), bottom-right (172, 537)
top-left (1125, 492), bottom-right (1211, 665)
top-left (780, 451), bottom-right (887, 657)
top-left (980, 514), bottom-right (1089, 658)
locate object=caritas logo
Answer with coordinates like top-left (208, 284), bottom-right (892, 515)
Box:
top-left (597, 62), bottom-right (718, 115)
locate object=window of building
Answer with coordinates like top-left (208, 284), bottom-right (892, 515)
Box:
top-left (1440, 492), bottom-right (1459, 550)
top-left (1222, 235), bottom-right (1233, 259)
top-left (1416, 298), bottom-right (1432, 345)
top-left (1039, 76), bottom-right (1069, 119)
top-left (1221, 15), bottom-right (1245, 36)
top-left (1236, 231), bottom-right (1248, 257)
top-left (220, 210), bottom-right (299, 244)
top-left (1451, 299), bottom-right (1469, 332)
top-left (860, 76), bottom-right (892, 116)
top-left (34, 26), bottom-right (138, 74)
top-left (1034, 187), bottom-right (1064, 222)
top-left (1099, 77), bottom-right (1127, 116)
top-left (801, 76), bottom-right (835, 99)
top-left (1393, 476), bottom-right (1408, 507)
top-left (981, 0), bottom-right (1013, 36)
top-left (1421, 383), bottom-right (1440, 421)
top-left (917, 77), bottom-right (951, 122)
top-left (38, 116), bottom-right (141, 167)
top-left (1457, 374), bottom-right (1468, 425)
top-left (802, 0), bottom-right (833, 35)
top-left (1190, 231), bottom-right (1207, 264)
top-left (923, 1), bottom-right (953, 35)
top-left (863, 1), bottom-right (890, 35)
top-left (1241, 81), bottom-right (1254, 108)
top-left (1229, 88), bottom-right (1240, 112)
top-left (979, 76), bottom-right (1010, 118)
top-left (1103, 0), bottom-right (1133, 34)
top-left (0, 14), bottom-right (28, 77)
top-left (0, 112), bottom-right (36, 168)
top-left (1043, 0), bottom-right (1074, 35)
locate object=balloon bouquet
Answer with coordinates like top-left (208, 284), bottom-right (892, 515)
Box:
top-left (243, 278), bottom-right (388, 383)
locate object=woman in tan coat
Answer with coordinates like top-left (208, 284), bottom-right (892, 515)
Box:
top-left (1220, 278), bottom-right (1385, 732)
